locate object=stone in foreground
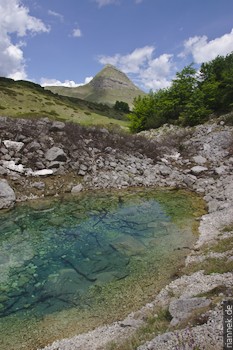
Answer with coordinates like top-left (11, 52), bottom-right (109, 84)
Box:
top-left (0, 180), bottom-right (16, 209)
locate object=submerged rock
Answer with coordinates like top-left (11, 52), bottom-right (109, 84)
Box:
top-left (111, 235), bottom-right (146, 256)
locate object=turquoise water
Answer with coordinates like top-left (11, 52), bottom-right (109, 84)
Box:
top-left (0, 189), bottom-right (204, 350)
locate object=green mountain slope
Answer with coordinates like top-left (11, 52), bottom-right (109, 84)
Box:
top-left (0, 77), bottom-right (129, 129)
top-left (46, 64), bottom-right (145, 107)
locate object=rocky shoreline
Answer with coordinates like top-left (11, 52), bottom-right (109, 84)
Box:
top-left (0, 116), bottom-right (233, 349)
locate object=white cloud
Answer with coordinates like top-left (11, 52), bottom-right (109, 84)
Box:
top-left (41, 76), bottom-right (93, 87)
top-left (141, 54), bottom-right (174, 90)
top-left (48, 10), bottom-right (64, 22)
top-left (181, 28), bottom-right (233, 63)
top-left (95, 0), bottom-right (142, 6)
top-left (72, 27), bottom-right (82, 38)
top-left (99, 46), bottom-right (154, 73)
top-left (95, 0), bottom-right (119, 7)
top-left (98, 46), bottom-right (174, 90)
top-left (0, 0), bottom-right (49, 79)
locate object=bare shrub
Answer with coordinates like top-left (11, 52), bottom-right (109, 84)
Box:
top-left (63, 122), bottom-right (159, 161)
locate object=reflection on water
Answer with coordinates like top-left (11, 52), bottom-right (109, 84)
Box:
top-left (0, 188), bottom-right (204, 350)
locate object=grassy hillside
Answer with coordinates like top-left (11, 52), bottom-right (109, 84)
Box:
top-left (0, 77), bottom-right (129, 129)
top-left (46, 65), bottom-right (145, 108)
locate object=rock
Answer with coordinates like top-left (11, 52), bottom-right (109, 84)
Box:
top-left (169, 297), bottom-right (211, 326)
top-left (71, 184), bottom-right (84, 193)
top-left (214, 166), bottom-right (227, 175)
top-left (192, 155), bottom-right (207, 165)
top-left (0, 147), bottom-right (8, 155)
top-left (49, 121), bottom-right (65, 131)
top-left (45, 147), bottom-right (67, 162)
top-left (111, 235), bottom-right (146, 256)
top-left (35, 161), bottom-right (45, 170)
top-left (30, 169), bottom-right (54, 176)
top-left (26, 141), bottom-right (41, 151)
top-left (2, 160), bottom-right (25, 173)
top-left (159, 165), bottom-right (172, 176)
top-left (31, 182), bottom-right (45, 190)
top-left (183, 175), bottom-right (196, 188)
top-left (48, 161), bottom-right (62, 169)
top-left (80, 164), bottom-right (88, 171)
top-left (0, 165), bottom-right (7, 175)
top-left (190, 166), bottom-right (208, 175)
top-left (208, 200), bottom-right (220, 213)
top-left (0, 180), bottom-right (16, 209)
top-left (3, 140), bottom-right (24, 152)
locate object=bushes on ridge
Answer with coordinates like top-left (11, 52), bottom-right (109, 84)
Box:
top-left (129, 53), bottom-right (233, 132)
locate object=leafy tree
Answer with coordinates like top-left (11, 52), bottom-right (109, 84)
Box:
top-left (199, 52), bottom-right (233, 111)
top-left (114, 100), bottom-right (130, 113)
top-left (128, 53), bottom-right (233, 132)
top-left (169, 64), bottom-right (198, 119)
top-left (129, 94), bottom-right (155, 132)
top-left (178, 88), bottom-right (211, 126)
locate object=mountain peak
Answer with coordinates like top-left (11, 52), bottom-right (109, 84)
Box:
top-left (90, 64), bottom-right (141, 93)
top-left (47, 65), bottom-right (145, 107)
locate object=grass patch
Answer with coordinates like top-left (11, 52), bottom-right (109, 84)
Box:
top-left (184, 257), bottom-right (233, 275)
top-left (106, 308), bottom-right (171, 350)
top-left (199, 234), bottom-right (233, 255)
top-left (222, 224), bottom-right (233, 233)
top-left (0, 77), bottom-right (130, 129)
top-left (196, 285), bottom-right (228, 298)
top-left (209, 237), bottom-right (233, 254)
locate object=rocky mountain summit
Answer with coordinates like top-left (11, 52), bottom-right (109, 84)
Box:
top-left (89, 64), bottom-right (142, 91)
top-left (0, 115), bottom-right (233, 350)
top-left (47, 64), bottom-right (145, 107)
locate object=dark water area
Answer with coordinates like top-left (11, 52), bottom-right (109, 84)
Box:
top-left (0, 188), bottom-right (205, 350)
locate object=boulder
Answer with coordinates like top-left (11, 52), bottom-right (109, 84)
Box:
top-left (26, 141), bottom-right (41, 151)
top-left (49, 121), bottom-right (65, 132)
top-left (2, 160), bottom-right (25, 173)
top-left (159, 165), bottom-right (172, 176)
top-left (0, 180), bottom-right (16, 209)
top-left (190, 166), bottom-right (208, 175)
top-left (3, 140), bottom-right (24, 152)
top-left (214, 166), bottom-right (227, 175)
top-left (71, 184), bottom-right (84, 193)
top-left (192, 155), bottom-right (207, 165)
top-left (30, 169), bottom-right (54, 176)
top-left (0, 166), bottom-right (7, 175)
top-left (45, 147), bottom-right (67, 162)
top-left (111, 235), bottom-right (145, 256)
top-left (169, 297), bottom-right (211, 326)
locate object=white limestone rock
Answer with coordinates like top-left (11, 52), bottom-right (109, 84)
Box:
top-left (3, 140), bottom-right (24, 152)
top-left (0, 180), bottom-right (16, 209)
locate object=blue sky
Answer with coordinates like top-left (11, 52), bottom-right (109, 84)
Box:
top-left (0, 0), bottom-right (233, 91)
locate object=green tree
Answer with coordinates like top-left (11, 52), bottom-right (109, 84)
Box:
top-left (169, 64), bottom-right (198, 120)
top-left (129, 53), bottom-right (233, 132)
top-left (128, 94), bottom-right (154, 132)
top-left (178, 88), bottom-right (211, 126)
top-left (114, 100), bottom-right (130, 113)
top-left (199, 52), bottom-right (233, 112)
